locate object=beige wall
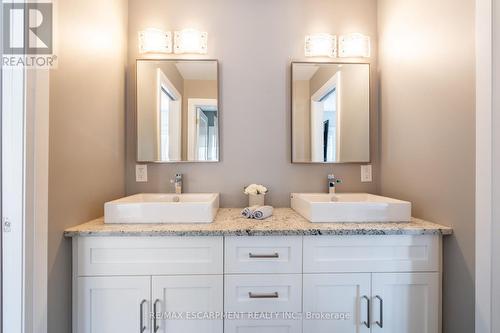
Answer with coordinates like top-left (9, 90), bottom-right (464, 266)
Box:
top-left (337, 65), bottom-right (370, 162)
top-left (47, 0), bottom-right (128, 332)
top-left (377, 0), bottom-right (475, 332)
top-left (292, 80), bottom-right (311, 161)
top-left (126, 0), bottom-right (379, 206)
top-left (136, 62), bottom-right (159, 160)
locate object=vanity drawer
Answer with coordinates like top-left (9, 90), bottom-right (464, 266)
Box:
top-left (224, 274), bottom-right (302, 313)
top-left (303, 235), bottom-right (439, 273)
top-left (76, 236), bottom-right (223, 276)
top-left (224, 236), bottom-right (302, 273)
top-left (224, 320), bottom-right (301, 333)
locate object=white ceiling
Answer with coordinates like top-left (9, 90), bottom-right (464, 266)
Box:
top-left (175, 62), bottom-right (217, 80)
top-left (293, 64), bottom-right (319, 81)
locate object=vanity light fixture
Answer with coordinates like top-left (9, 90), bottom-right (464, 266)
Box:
top-left (304, 33), bottom-right (337, 57)
top-left (138, 28), bottom-right (172, 54)
top-left (174, 29), bottom-right (208, 54)
top-left (338, 33), bottom-right (371, 58)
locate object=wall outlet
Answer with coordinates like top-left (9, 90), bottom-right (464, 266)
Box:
top-left (136, 164), bottom-right (148, 182)
top-left (361, 164), bottom-right (372, 182)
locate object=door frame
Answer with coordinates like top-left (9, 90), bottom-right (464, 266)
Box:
top-left (2, 4), bottom-right (26, 332)
top-left (197, 109), bottom-right (209, 160)
top-left (1, 3), bottom-right (49, 332)
top-left (187, 98), bottom-right (217, 161)
top-left (475, 0), bottom-right (497, 332)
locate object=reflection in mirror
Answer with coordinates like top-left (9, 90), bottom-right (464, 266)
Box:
top-left (292, 62), bottom-right (370, 163)
top-left (137, 60), bottom-right (219, 162)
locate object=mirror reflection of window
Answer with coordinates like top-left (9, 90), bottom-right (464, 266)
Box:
top-left (311, 71), bottom-right (341, 162)
top-left (159, 87), bottom-right (172, 160)
top-left (320, 88), bottom-right (337, 162)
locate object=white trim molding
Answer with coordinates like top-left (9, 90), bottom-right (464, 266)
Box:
top-left (25, 69), bottom-right (49, 333)
top-left (156, 69), bottom-right (182, 161)
top-left (1, 33), bottom-right (49, 333)
top-left (475, 0), bottom-right (494, 333)
top-left (2, 52), bottom-right (26, 333)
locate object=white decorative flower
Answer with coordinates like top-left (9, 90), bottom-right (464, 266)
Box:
top-left (244, 184), bottom-right (268, 195)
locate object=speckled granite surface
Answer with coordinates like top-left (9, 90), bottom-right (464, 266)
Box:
top-left (63, 208), bottom-right (452, 237)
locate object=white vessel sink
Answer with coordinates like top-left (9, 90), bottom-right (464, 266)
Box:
top-left (291, 193), bottom-right (411, 223)
top-left (104, 193), bottom-right (219, 224)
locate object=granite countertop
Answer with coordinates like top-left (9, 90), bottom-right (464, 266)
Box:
top-left (63, 208), bottom-right (452, 237)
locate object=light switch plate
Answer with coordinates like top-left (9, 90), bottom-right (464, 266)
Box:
top-left (136, 164), bottom-right (148, 182)
top-left (361, 164), bottom-right (372, 182)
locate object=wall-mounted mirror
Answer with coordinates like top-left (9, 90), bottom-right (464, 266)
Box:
top-left (292, 62), bottom-right (370, 163)
top-left (136, 60), bottom-right (219, 162)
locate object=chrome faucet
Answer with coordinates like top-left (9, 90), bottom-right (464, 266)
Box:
top-left (174, 173), bottom-right (183, 194)
top-left (328, 174), bottom-right (341, 194)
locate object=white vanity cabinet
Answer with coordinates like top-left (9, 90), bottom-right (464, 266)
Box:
top-left (76, 275), bottom-right (223, 333)
top-left (76, 276), bottom-right (151, 333)
top-left (71, 234), bottom-right (442, 333)
top-left (73, 236), bottom-right (224, 333)
top-left (224, 319), bottom-right (302, 333)
top-left (302, 235), bottom-right (441, 333)
top-left (303, 273), bottom-right (371, 333)
top-left (302, 272), bottom-right (439, 333)
top-left (151, 275), bottom-right (223, 333)
top-left (224, 236), bottom-right (303, 333)
top-left (370, 272), bottom-right (439, 333)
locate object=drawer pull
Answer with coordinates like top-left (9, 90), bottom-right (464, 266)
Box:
top-left (248, 291), bottom-right (279, 299)
top-left (362, 295), bottom-right (370, 328)
top-left (153, 299), bottom-right (160, 332)
top-left (248, 252), bottom-right (279, 259)
top-left (375, 295), bottom-right (383, 328)
top-left (139, 299), bottom-right (147, 333)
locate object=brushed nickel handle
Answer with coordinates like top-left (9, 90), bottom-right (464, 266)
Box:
top-left (248, 291), bottom-right (279, 298)
top-left (375, 295), bottom-right (383, 328)
top-left (139, 299), bottom-right (147, 333)
top-left (362, 295), bottom-right (370, 328)
top-left (248, 252), bottom-right (279, 258)
top-left (153, 299), bottom-right (160, 333)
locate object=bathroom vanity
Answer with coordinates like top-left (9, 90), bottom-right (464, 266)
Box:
top-left (63, 56), bottom-right (454, 333)
top-left (65, 208), bottom-right (451, 333)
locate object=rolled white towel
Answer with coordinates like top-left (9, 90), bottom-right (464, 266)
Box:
top-left (251, 206), bottom-right (274, 220)
top-left (241, 205), bottom-right (259, 218)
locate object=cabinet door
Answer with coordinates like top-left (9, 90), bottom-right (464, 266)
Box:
top-left (303, 273), bottom-right (371, 333)
top-left (151, 275), bottom-right (223, 333)
top-left (77, 276), bottom-right (151, 333)
top-left (371, 273), bottom-right (439, 333)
